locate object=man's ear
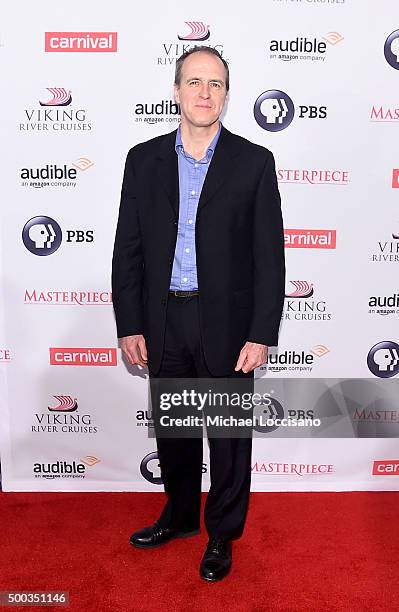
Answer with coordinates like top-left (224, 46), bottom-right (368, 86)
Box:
top-left (174, 84), bottom-right (180, 104)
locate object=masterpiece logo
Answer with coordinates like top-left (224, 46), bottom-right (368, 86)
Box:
top-left (20, 158), bottom-right (94, 189)
top-left (22, 216), bottom-right (94, 256)
top-left (277, 168), bottom-right (349, 185)
top-left (134, 100), bottom-right (180, 125)
top-left (372, 460), bottom-right (399, 475)
top-left (283, 281), bottom-right (332, 321)
top-left (284, 229), bottom-right (336, 249)
top-left (20, 88), bottom-right (92, 132)
top-left (260, 345), bottom-right (330, 375)
top-left (157, 21), bottom-right (223, 66)
top-left (32, 396), bottom-right (99, 435)
top-left (353, 409), bottom-right (399, 424)
top-left (371, 230), bottom-right (399, 263)
top-left (268, 31), bottom-right (343, 62)
top-left (252, 462), bottom-right (334, 475)
top-left (49, 347), bottom-right (117, 366)
top-left (33, 456), bottom-right (101, 479)
top-left (368, 293), bottom-right (399, 316)
top-left (24, 289), bottom-right (112, 306)
top-left (0, 348), bottom-right (12, 362)
top-left (45, 32), bottom-right (117, 52)
top-left (370, 105), bottom-right (399, 122)
top-left (254, 89), bottom-right (327, 132)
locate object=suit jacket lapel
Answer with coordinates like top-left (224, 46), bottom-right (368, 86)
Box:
top-left (157, 129), bottom-right (179, 218)
top-left (197, 125), bottom-right (241, 213)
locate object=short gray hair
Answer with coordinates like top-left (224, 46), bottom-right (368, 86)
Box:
top-left (174, 46), bottom-right (229, 92)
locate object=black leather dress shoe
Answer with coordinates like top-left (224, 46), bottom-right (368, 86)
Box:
top-left (200, 538), bottom-right (232, 582)
top-left (130, 521), bottom-right (200, 549)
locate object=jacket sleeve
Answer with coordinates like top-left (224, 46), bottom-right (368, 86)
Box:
top-left (248, 151), bottom-right (285, 346)
top-left (111, 148), bottom-right (145, 338)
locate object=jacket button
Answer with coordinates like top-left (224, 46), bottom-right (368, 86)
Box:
top-left (161, 299), bottom-right (166, 305)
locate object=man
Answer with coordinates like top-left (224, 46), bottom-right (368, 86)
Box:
top-left (112, 46), bottom-right (285, 582)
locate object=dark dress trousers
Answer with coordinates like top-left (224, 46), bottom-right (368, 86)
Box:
top-left (112, 125), bottom-right (285, 539)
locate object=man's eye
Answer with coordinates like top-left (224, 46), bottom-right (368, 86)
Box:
top-left (210, 82), bottom-right (221, 88)
top-left (189, 80), bottom-right (199, 86)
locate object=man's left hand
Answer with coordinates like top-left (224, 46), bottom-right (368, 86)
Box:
top-left (235, 342), bottom-right (268, 374)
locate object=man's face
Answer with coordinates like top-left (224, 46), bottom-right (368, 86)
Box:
top-left (174, 52), bottom-right (228, 128)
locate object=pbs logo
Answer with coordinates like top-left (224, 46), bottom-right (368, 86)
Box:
top-left (22, 216), bottom-right (62, 256)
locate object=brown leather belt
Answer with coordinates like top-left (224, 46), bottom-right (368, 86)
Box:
top-left (168, 290), bottom-right (199, 298)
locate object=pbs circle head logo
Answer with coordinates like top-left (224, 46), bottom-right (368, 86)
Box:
top-left (384, 30), bottom-right (399, 70)
top-left (140, 452), bottom-right (162, 485)
top-left (254, 90), bottom-right (295, 132)
top-left (22, 216), bottom-right (62, 256)
top-left (367, 341), bottom-right (399, 378)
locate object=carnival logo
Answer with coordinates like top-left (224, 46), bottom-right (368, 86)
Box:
top-left (370, 106), bottom-right (399, 122)
top-left (372, 460), bottom-right (399, 475)
top-left (48, 396), bottom-right (78, 412)
top-left (22, 216), bottom-right (62, 256)
top-left (268, 32), bottom-right (343, 62)
top-left (277, 168), bottom-right (349, 185)
top-left (284, 229), bottom-right (336, 249)
top-left (49, 348), bottom-right (117, 366)
top-left (384, 30), bottom-right (399, 70)
top-left (24, 289), bottom-right (112, 306)
top-left (367, 341), bottom-right (399, 378)
top-left (285, 281), bottom-right (314, 298)
top-left (39, 88), bottom-right (72, 106)
top-left (252, 462), bottom-right (334, 475)
top-left (45, 32), bottom-right (117, 53)
top-left (178, 22), bottom-right (210, 41)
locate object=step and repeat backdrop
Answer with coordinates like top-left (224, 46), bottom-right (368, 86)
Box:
top-left (1, 0), bottom-right (399, 491)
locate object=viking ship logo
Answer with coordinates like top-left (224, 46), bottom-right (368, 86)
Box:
top-left (285, 281), bottom-right (314, 298)
top-left (48, 395), bottom-right (78, 412)
top-left (178, 22), bottom-right (210, 41)
top-left (39, 88), bottom-right (72, 106)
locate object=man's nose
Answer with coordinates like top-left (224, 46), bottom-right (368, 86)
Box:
top-left (199, 83), bottom-right (210, 98)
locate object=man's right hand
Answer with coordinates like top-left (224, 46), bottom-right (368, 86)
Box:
top-left (120, 335), bottom-right (148, 368)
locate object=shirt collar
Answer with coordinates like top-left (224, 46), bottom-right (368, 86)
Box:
top-left (175, 122), bottom-right (222, 162)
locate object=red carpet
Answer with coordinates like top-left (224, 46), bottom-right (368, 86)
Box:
top-left (1, 491), bottom-right (398, 611)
